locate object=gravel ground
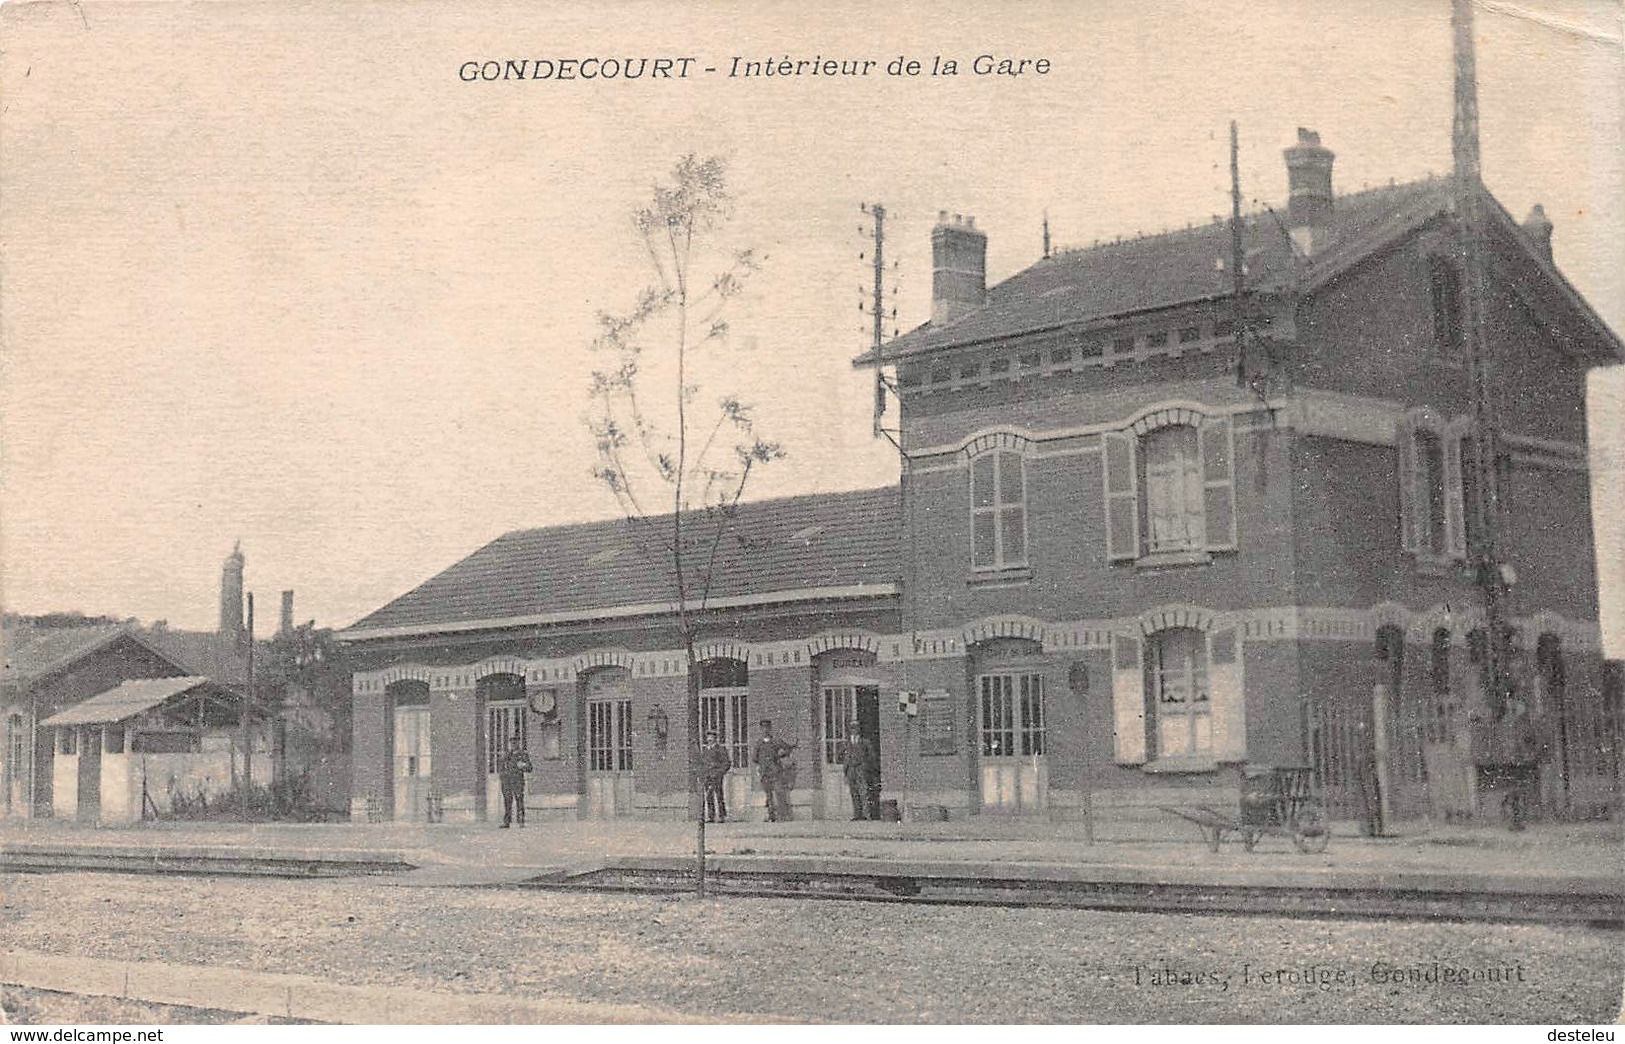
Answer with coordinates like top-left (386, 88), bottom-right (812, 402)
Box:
top-left (0, 871), bottom-right (1618, 1024)
top-left (0, 985), bottom-right (313, 1025)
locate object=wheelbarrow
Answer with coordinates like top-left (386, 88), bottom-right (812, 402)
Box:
top-left (1160, 766), bottom-right (1330, 854)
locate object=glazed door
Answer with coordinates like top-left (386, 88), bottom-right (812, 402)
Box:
top-left (821, 685), bottom-right (880, 818)
top-left (699, 686), bottom-right (751, 816)
top-left (486, 700), bottom-right (528, 811)
top-left (977, 673), bottom-right (1048, 813)
top-left (584, 668), bottom-right (634, 818)
top-left (393, 706), bottom-right (432, 820)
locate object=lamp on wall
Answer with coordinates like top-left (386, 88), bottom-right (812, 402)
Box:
top-left (647, 706), bottom-right (669, 751)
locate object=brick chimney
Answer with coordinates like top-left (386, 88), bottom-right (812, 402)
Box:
top-left (219, 542), bottom-right (245, 641)
top-left (931, 211), bottom-right (987, 325)
top-left (279, 590), bottom-right (295, 636)
top-left (1283, 128), bottom-right (1335, 257)
top-left (1522, 204), bottom-right (1553, 263)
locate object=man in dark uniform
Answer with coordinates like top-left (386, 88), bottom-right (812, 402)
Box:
top-left (840, 721), bottom-right (876, 820)
top-left (752, 719), bottom-right (795, 822)
top-left (498, 736), bottom-right (533, 828)
top-left (699, 730), bottom-right (732, 823)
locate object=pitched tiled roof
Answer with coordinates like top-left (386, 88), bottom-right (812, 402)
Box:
top-left (2, 622), bottom-right (258, 693)
top-left (1, 624), bottom-right (136, 688)
top-left (873, 179), bottom-right (1453, 359)
top-left (345, 486), bottom-right (902, 638)
top-left (143, 629), bottom-right (253, 687)
top-left (41, 676), bottom-right (222, 727)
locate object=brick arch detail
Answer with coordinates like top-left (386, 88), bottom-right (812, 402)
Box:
top-left (571, 648), bottom-right (635, 675)
top-left (694, 640), bottom-right (753, 665)
top-left (805, 631), bottom-right (881, 658)
top-left (957, 429), bottom-right (1035, 463)
top-left (471, 656), bottom-right (529, 683)
top-left (962, 615), bottom-right (1050, 648)
top-left (1135, 604), bottom-right (1217, 636)
top-left (1124, 401), bottom-right (1213, 436)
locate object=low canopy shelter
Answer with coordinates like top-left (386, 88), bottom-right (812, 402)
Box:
top-left (42, 676), bottom-right (248, 741)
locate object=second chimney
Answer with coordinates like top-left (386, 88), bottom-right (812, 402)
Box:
top-left (280, 590), bottom-right (295, 636)
top-left (1283, 127), bottom-right (1335, 257)
top-left (931, 211), bottom-right (988, 326)
top-left (1522, 204), bottom-right (1553, 264)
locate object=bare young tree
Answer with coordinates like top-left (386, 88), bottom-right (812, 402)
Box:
top-left (587, 154), bottom-right (783, 892)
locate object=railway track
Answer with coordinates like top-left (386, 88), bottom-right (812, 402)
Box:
top-left (519, 856), bottom-right (1625, 928)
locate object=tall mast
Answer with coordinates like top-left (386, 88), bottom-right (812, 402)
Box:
top-left (1453, 0), bottom-right (1508, 713)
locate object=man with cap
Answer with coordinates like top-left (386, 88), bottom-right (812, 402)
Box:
top-left (699, 729), bottom-right (732, 823)
top-left (752, 719), bottom-right (796, 822)
top-left (840, 721), bottom-right (877, 820)
top-left (498, 735), bottom-right (533, 828)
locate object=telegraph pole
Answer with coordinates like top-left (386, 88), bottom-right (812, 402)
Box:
top-left (1452, 0), bottom-right (1509, 717)
top-left (868, 203), bottom-right (887, 437)
top-left (1229, 120), bottom-right (1248, 387)
top-left (242, 592), bottom-right (255, 789)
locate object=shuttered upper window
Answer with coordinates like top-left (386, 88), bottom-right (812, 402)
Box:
top-left (1103, 413), bottom-right (1237, 563)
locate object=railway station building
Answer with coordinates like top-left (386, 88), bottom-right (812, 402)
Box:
top-left (340, 129), bottom-right (1622, 828)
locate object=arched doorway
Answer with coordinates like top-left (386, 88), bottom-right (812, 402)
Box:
top-left (971, 638), bottom-right (1048, 814)
top-left (477, 673), bottom-right (527, 821)
top-left (386, 680), bottom-right (431, 820)
top-left (697, 658), bottom-right (751, 819)
top-left (581, 666), bottom-right (634, 817)
top-left (815, 650), bottom-right (881, 820)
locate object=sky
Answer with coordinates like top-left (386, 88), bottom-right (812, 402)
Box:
top-left (1, 0), bottom-right (1621, 633)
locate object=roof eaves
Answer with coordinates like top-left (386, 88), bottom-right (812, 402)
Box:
top-left (338, 581), bottom-right (902, 644)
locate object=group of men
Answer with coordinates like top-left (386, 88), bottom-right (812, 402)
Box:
top-left (701, 718), bottom-right (880, 822)
top-left (493, 716), bottom-right (883, 827)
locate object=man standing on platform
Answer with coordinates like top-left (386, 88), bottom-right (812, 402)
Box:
top-left (753, 719), bottom-right (795, 822)
top-left (699, 730), bottom-right (732, 823)
top-left (841, 721), bottom-right (877, 820)
top-left (498, 735), bottom-right (533, 828)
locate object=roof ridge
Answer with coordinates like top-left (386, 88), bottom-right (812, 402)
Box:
top-left (492, 484), bottom-right (902, 542)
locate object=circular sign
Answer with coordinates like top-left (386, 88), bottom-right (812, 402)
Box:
top-left (529, 688), bottom-right (557, 716)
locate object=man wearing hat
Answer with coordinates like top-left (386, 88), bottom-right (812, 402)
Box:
top-left (699, 729), bottom-right (732, 823)
top-left (840, 721), bottom-right (877, 820)
top-left (752, 719), bottom-right (796, 822)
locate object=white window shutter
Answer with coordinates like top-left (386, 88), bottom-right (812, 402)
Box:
top-left (1111, 633), bottom-right (1146, 764)
top-left (1103, 430), bottom-right (1139, 561)
top-left (1199, 416), bottom-right (1237, 551)
top-left (1207, 628), bottom-right (1246, 762)
top-left (1443, 433), bottom-right (1467, 561)
top-left (1396, 415), bottom-right (1421, 554)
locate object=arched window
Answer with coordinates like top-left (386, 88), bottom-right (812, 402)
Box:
top-left (1148, 627), bottom-right (1211, 757)
top-left (1103, 413), bottom-right (1236, 562)
top-left (970, 449), bottom-right (1026, 570)
top-left (1143, 425), bottom-right (1205, 553)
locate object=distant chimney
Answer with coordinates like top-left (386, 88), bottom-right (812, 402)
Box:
top-left (279, 590), bottom-right (295, 636)
top-left (931, 211), bottom-right (988, 325)
top-left (219, 542), bottom-right (245, 641)
top-left (1283, 127), bottom-right (1335, 257)
top-left (1522, 203), bottom-right (1553, 263)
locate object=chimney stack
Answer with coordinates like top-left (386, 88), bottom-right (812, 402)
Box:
top-left (931, 211), bottom-right (988, 326)
top-left (218, 542), bottom-right (245, 641)
top-left (1283, 127), bottom-right (1335, 257)
top-left (1522, 204), bottom-right (1553, 263)
top-left (279, 590), bottom-right (295, 636)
